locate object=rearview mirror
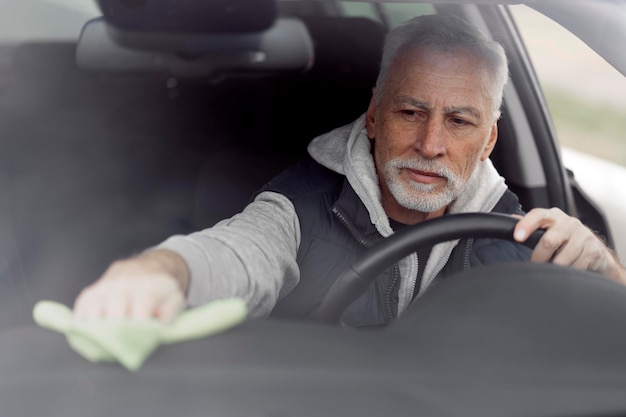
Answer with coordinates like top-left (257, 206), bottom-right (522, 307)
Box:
top-left (76, 17), bottom-right (314, 78)
top-left (96, 0), bottom-right (277, 33)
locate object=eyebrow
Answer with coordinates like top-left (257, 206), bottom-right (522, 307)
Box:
top-left (398, 97), bottom-right (482, 119)
top-left (398, 97), bottom-right (432, 110)
top-left (445, 105), bottom-right (482, 120)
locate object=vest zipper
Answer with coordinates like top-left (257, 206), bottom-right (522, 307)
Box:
top-left (417, 238), bottom-right (473, 298)
top-left (408, 252), bottom-right (420, 302)
top-left (331, 206), bottom-right (374, 248)
top-left (332, 206), bottom-right (398, 323)
top-left (383, 264), bottom-right (401, 322)
top-left (417, 243), bottom-right (457, 298)
top-left (462, 238), bottom-right (474, 271)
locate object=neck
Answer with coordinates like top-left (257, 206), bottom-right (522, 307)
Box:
top-left (384, 202), bottom-right (447, 225)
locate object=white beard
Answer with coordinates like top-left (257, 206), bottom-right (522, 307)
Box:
top-left (382, 157), bottom-right (466, 213)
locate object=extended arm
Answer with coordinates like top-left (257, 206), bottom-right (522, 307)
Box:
top-left (74, 191), bottom-right (301, 321)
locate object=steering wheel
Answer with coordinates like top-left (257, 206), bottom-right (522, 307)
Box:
top-left (316, 212), bottom-right (544, 324)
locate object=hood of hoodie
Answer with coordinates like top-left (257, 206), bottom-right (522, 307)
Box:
top-left (307, 114), bottom-right (507, 234)
top-left (307, 114), bottom-right (508, 312)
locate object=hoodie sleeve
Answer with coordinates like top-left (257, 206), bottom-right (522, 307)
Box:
top-left (154, 191), bottom-right (301, 318)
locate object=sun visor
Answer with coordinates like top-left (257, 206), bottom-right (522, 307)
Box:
top-left (76, 17), bottom-right (314, 78)
top-left (96, 0), bottom-right (277, 33)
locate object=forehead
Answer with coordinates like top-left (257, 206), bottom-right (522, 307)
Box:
top-left (386, 46), bottom-right (494, 110)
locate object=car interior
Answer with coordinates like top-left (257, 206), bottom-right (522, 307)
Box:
top-left (3, 2), bottom-right (626, 416)
top-left (0, 0), bottom-right (611, 327)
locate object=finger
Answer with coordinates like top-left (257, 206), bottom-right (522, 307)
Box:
top-left (102, 292), bottom-right (130, 320)
top-left (155, 292), bottom-right (185, 324)
top-left (126, 275), bottom-right (181, 321)
top-left (74, 286), bottom-right (98, 319)
top-left (74, 288), bottom-right (105, 320)
top-left (127, 292), bottom-right (160, 321)
top-left (530, 227), bottom-right (568, 263)
top-left (516, 208), bottom-right (581, 262)
top-left (152, 275), bottom-right (186, 322)
top-left (513, 208), bottom-right (562, 243)
top-left (550, 232), bottom-right (585, 267)
top-left (529, 220), bottom-right (571, 263)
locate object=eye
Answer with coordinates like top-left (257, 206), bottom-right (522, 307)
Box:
top-left (450, 117), bottom-right (471, 127)
top-left (399, 109), bottom-right (426, 121)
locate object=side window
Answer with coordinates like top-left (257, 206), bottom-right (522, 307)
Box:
top-left (510, 5), bottom-right (626, 168)
top-left (511, 5), bottom-right (626, 262)
top-left (340, 2), bottom-right (435, 27)
top-left (382, 3), bottom-right (435, 27)
top-left (340, 2), bottom-right (382, 22)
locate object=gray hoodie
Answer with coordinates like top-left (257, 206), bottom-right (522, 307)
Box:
top-left (157, 115), bottom-right (507, 318)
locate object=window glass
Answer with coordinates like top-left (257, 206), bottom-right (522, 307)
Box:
top-left (340, 2), bottom-right (382, 22)
top-left (0, 0), bottom-right (99, 41)
top-left (510, 5), bottom-right (626, 167)
top-left (340, 2), bottom-right (435, 27)
top-left (383, 3), bottom-right (435, 27)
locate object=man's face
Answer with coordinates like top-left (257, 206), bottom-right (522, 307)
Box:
top-left (366, 46), bottom-right (499, 223)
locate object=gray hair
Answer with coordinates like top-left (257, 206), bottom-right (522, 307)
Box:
top-left (375, 14), bottom-right (509, 119)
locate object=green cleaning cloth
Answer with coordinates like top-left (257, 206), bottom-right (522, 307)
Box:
top-left (33, 298), bottom-right (247, 371)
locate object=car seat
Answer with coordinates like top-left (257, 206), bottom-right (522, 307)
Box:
top-left (190, 16), bottom-right (387, 228)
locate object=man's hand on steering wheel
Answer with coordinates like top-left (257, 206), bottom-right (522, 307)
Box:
top-left (513, 208), bottom-right (626, 284)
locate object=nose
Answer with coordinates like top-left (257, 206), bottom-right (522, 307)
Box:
top-left (415, 118), bottom-right (446, 159)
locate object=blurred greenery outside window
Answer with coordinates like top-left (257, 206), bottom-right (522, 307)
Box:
top-left (340, 2), bottom-right (435, 26)
top-left (340, 1), bottom-right (382, 21)
top-left (510, 5), bottom-right (626, 167)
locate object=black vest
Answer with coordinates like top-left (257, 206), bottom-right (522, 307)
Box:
top-left (260, 157), bottom-right (531, 327)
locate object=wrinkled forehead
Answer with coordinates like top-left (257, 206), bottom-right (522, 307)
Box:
top-left (396, 44), bottom-right (493, 81)
top-left (387, 45), bottom-right (498, 111)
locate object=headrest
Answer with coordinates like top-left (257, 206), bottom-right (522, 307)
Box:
top-left (76, 17), bottom-right (314, 78)
top-left (96, 0), bottom-right (277, 33)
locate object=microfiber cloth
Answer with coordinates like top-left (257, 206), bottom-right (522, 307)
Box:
top-left (33, 298), bottom-right (247, 371)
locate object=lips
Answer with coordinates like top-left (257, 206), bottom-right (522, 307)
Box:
top-left (405, 168), bottom-right (445, 185)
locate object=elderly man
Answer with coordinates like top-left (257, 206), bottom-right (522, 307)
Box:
top-left (74, 14), bottom-right (626, 327)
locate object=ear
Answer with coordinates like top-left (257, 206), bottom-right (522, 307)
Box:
top-left (480, 121), bottom-right (498, 161)
top-left (365, 93), bottom-right (377, 140)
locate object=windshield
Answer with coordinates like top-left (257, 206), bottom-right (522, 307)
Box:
top-left (1, 4), bottom-right (626, 416)
top-left (0, 0), bottom-right (99, 41)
